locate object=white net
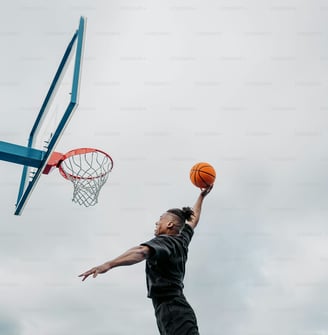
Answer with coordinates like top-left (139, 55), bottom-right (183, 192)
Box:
top-left (59, 149), bottom-right (113, 207)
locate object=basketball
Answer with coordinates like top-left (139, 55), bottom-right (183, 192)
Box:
top-left (190, 162), bottom-right (216, 188)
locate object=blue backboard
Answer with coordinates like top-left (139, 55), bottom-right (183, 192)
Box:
top-left (14, 17), bottom-right (86, 215)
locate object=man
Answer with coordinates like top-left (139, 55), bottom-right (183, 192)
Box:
top-left (79, 186), bottom-right (212, 334)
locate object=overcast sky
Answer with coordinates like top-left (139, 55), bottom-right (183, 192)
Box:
top-left (1, 1), bottom-right (328, 334)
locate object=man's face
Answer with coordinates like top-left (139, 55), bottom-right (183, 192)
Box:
top-left (154, 213), bottom-right (170, 236)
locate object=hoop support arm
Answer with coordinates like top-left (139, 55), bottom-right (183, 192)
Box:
top-left (0, 140), bottom-right (45, 168)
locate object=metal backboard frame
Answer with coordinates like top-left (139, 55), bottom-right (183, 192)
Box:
top-left (14, 16), bottom-right (86, 215)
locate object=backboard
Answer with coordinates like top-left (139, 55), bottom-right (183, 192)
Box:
top-left (14, 16), bottom-right (86, 215)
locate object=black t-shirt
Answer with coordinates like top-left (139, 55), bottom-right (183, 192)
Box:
top-left (141, 224), bottom-right (194, 298)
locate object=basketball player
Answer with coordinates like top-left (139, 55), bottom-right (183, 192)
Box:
top-left (79, 185), bottom-right (213, 334)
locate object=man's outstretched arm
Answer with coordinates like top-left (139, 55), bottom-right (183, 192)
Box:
top-left (79, 245), bottom-right (150, 281)
top-left (187, 185), bottom-right (213, 230)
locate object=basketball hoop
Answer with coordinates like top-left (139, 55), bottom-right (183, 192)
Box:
top-left (58, 148), bottom-right (113, 207)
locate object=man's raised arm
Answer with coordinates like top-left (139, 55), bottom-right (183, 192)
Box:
top-left (187, 185), bottom-right (213, 230)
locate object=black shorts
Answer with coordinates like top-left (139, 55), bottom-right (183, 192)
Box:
top-left (152, 295), bottom-right (199, 335)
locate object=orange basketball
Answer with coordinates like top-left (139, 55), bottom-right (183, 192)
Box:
top-left (190, 162), bottom-right (216, 188)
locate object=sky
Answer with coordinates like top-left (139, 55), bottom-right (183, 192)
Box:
top-left (1, 1), bottom-right (328, 334)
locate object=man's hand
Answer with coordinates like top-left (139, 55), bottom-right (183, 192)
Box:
top-left (79, 263), bottom-right (111, 281)
top-left (200, 184), bottom-right (213, 197)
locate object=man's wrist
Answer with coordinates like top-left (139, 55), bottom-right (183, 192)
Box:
top-left (103, 262), bottom-right (112, 270)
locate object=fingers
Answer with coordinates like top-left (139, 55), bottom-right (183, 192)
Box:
top-left (80, 275), bottom-right (88, 282)
top-left (78, 273), bottom-right (90, 281)
top-left (201, 184), bottom-right (213, 196)
top-left (78, 268), bottom-right (97, 281)
top-left (207, 184), bottom-right (214, 192)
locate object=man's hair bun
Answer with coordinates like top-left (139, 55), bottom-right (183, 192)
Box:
top-left (167, 207), bottom-right (194, 222)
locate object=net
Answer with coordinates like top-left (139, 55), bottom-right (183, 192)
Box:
top-left (58, 148), bottom-right (113, 206)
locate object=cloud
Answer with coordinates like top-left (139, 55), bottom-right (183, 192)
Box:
top-left (0, 311), bottom-right (21, 335)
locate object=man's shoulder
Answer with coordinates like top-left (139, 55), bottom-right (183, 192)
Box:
top-left (141, 235), bottom-right (166, 248)
top-left (141, 235), bottom-right (174, 258)
top-left (181, 223), bottom-right (194, 237)
top-left (174, 223), bottom-right (194, 247)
